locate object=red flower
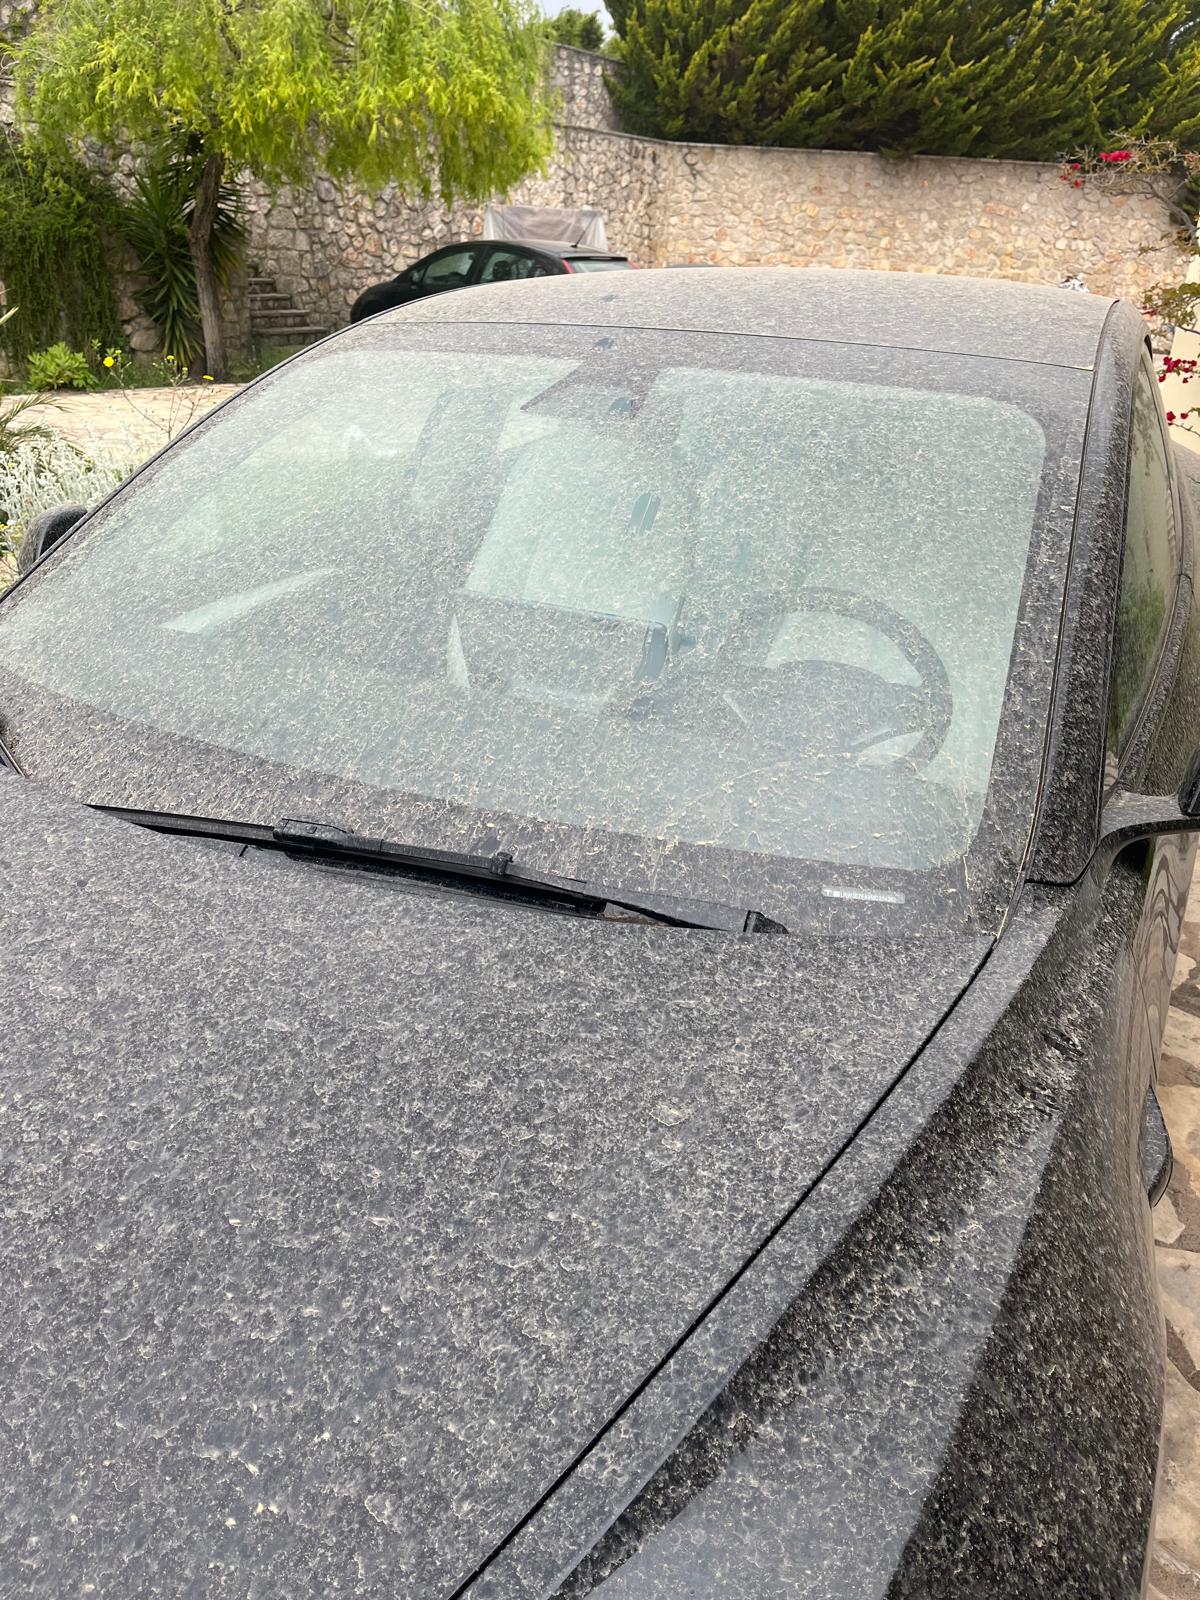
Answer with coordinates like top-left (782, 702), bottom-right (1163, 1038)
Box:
top-left (1099, 150), bottom-right (1132, 163)
top-left (1072, 179), bottom-right (1084, 187)
top-left (1167, 411), bottom-right (1177, 422)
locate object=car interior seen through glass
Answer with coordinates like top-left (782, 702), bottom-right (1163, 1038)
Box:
top-left (0, 324), bottom-right (1077, 933)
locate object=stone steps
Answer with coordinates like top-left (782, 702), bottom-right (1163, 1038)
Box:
top-left (251, 307), bottom-right (317, 329)
top-left (247, 270), bottom-right (328, 348)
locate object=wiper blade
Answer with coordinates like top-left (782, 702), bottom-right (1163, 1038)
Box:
top-left (92, 806), bottom-right (784, 934)
top-left (273, 817), bottom-right (784, 933)
top-left (0, 722), bottom-right (23, 775)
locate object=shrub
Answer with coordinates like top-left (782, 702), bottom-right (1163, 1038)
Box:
top-left (26, 342), bottom-right (98, 392)
top-left (609, 0), bottom-right (1200, 157)
top-left (547, 8), bottom-right (605, 49)
top-left (0, 137), bottom-right (122, 365)
top-left (0, 434), bottom-right (125, 571)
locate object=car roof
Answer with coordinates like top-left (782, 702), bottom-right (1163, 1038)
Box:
top-left (378, 265), bottom-right (1119, 368)
top-left (518, 242), bottom-right (627, 260)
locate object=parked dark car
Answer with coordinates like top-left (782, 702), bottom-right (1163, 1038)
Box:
top-left (348, 237), bottom-right (634, 321)
top-left (2, 268), bottom-right (1198, 1598)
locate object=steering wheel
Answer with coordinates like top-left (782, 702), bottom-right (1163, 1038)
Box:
top-left (657, 586), bottom-right (954, 773)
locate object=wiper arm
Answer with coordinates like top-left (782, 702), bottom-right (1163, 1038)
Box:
top-left (92, 807), bottom-right (784, 934)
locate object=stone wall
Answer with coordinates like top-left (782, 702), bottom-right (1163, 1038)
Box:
top-left (550, 43), bottom-right (624, 134)
top-left (244, 47), bottom-right (1186, 333)
top-left (1, 23), bottom-right (1190, 357)
top-left (659, 140), bottom-right (1177, 301)
top-left (242, 109), bottom-right (672, 327)
top-left (238, 46), bottom-right (653, 327)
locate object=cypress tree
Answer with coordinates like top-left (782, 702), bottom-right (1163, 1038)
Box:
top-left (613, 0), bottom-right (842, 143)
top-left (609, 0), bottom-right (1200, 158)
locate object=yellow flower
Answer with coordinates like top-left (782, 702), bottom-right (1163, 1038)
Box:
top-left (103, 354), bottom-right (115, 368)
top-left (165, 355), bottom-right (175, 364)
top-left (202, 374), bottom-right (214, 382)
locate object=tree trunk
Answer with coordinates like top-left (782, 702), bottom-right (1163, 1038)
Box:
top-left (188, 149), bottom-right (227, 379)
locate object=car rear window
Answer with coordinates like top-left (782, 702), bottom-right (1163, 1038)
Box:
top-left (566, 257), bottom-right (632, 272)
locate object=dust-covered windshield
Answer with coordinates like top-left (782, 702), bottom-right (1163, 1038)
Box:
top-left (0, 322), bottom-right (1086, 933)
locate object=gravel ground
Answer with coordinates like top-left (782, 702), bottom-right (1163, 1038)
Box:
top-left (1152, 870), bottom-right (1200, 1598)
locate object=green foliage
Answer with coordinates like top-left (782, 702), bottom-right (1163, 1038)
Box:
top-left (0, 312), bottom-right (47, 461)
top-left (0, 433), bottom-right (126, 575)
top-left (609, 0), bottom-right (1200, 158)
top-left (13, 0), bottom-right (555, 202)
top-left (226, 343), bottom-right (310, 383)
top-left (546, 8), bottom-right (605, 49)
top-left (120, 146), bottom-right (247, 366)
top-left (0, 134), bottom-right (123, 365)
top-left (26, 342), bottom-right (97, 391)
top-left (0, 393), bottom-right (48, 456)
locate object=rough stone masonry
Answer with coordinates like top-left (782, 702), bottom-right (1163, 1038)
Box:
top-left (0, 21), bottom-right (1189, 351)
top-left (239, 44), bottom-right (1186, 335)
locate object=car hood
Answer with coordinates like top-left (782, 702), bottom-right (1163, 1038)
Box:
top-left (0, 776), bottom-right (988, 1596)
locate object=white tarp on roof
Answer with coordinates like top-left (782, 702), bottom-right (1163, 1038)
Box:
top-left (482, 203), bottom-right (609, 251)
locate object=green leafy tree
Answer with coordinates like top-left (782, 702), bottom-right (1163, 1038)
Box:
top-left (610, 0), bottom-right (1200, 158)
top-left (547, 7), bottom-right (606, 49)
top-left (13, 0), bottom-right (553, 376)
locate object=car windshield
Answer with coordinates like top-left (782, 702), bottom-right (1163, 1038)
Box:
top-left (0, 321), bottom-right (1086, 935)
top-left (566, 258), bottom-right (631, 272)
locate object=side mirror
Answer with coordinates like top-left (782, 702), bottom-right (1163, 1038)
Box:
top-left (16, 503), bottom-right (86, 575)
top-left (1099, 748), bottom-right (1200, 853)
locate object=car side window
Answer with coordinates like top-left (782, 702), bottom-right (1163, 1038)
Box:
top-left (479, 249), bottom-right (544, 284)
top-left (417, 249), bottom-right (476, 291)
top-left (1107, 358), bottom-right (1180, 759)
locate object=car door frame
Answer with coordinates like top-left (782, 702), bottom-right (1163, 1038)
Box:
top-left (1102, 348), bottom-right (1196, 1048)
top-left (405, 243), bottom-right (489, 300)
top-left (1028, 304), bottom-right (1196, 888)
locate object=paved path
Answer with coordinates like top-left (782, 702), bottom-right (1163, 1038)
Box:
top-left (1154, 871), bottom-right (1200, 1597)
top-left (7, 384), bottom-right (240, 468)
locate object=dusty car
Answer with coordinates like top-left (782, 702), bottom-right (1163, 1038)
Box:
top-left (348, 237), bottom-right (634, 322)
top-left (0, 268), bottom-right (1197, 1597)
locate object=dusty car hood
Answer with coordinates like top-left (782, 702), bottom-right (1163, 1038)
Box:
top-left (0, 776), bottom-right (988, 1596)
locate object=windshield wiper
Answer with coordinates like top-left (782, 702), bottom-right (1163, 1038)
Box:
top-left (93, 807), bottom-right (786, 935)
top-left (0, 721), bottom-right (23, 775)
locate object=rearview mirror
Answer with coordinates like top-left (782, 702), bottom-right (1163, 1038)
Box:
top-left (16, 503), bottom-right (86, 575)
top-left (1099, 748), bottom-right (1200, 853)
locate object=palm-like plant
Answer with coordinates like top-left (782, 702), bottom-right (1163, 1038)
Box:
top-left (0, 308), bottom-right (51, 455)
top-left (121, 142), bottom-right (247, 369)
